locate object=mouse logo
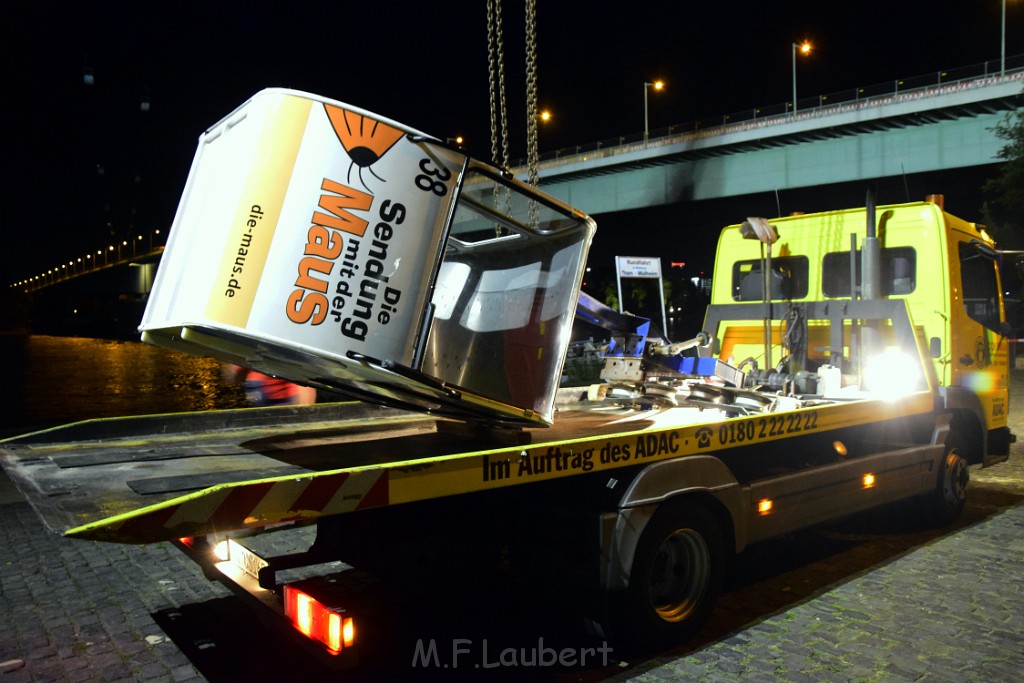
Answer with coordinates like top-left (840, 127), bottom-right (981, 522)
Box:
top-left (695, 426), bottom-right (713, 449)
top-left (975, 336), bottom-right (990, 368)
top-left (324, 105), bottom-right (405, 190)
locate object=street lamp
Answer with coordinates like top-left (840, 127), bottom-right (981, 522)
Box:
top-left (791, 41), bottom-right (811, 114)
top-left (644, 80), bottom-right (664, 140)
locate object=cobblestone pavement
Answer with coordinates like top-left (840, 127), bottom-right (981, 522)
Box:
top-left (2, 379), bottom-right (1024, 682)
top-left (611, 380), bottom-right (1024, 683)
top-left (0, 499), bottom-right (227, 683)
top-left (613, 473), bottom-right (1024, 683)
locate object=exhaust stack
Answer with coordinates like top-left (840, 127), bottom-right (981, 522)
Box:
top-left (862, 187), bottom-right (881, 301)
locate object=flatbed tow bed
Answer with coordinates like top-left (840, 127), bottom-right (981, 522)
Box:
top-left (0, 381), bottom-right (937, 546)
top-left (0, 400), bottom-right (605, 543)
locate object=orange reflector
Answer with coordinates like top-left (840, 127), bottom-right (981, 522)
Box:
top-left (757, 498), bottom-right (773, 515)
top-left (343, 616), bottom-right (355, 648)
top-left (283, 585), bottom-right (354, 654)
top-left (862, 473), bottom-right (876, 489)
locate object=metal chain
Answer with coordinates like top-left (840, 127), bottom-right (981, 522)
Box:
top-left (524, 0), bottom-right (538, 188)
top-left (524, 0), bottom-right (539, 229)
top-left (486, 0), bottom-right (511, 170)
top-left (487, 0), bottom-right (513, 233)
top-left (487, 0), bottom-right (499, 166)
top-left (497, 6), bottom-right (510, 171)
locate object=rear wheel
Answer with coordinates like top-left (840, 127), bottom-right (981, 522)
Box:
top-left (609, 500), bottom-right (725, 652)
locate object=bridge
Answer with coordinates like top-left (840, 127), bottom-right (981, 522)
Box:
top-left (8, 57), bottom-right (1023, 305)
top-left (10, 234), bottom-right (164, 295)
top-left (3, 236), bottom-right (165, 338)
top-left (524, 59), bottom-right (1024, 214)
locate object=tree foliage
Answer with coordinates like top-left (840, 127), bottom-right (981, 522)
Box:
top-left (983, 104), bottom-right (1024, 248)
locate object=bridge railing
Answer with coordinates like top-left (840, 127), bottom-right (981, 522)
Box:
top-left (527, 53), bottom-right (1024, 168)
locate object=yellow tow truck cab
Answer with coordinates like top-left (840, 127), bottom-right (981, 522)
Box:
top-left (708, 195), bottom-right (1011, 465)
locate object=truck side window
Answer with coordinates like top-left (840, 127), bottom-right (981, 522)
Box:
top-left (959, 242), bottom-right (1002, 331)
top-left (731, 256), bottom-right (808, 301)
top-left (822, 247), bottom-right (916, 297)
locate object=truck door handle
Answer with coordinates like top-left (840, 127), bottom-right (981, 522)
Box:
top-left (959, 354), bottom-right (974, 366)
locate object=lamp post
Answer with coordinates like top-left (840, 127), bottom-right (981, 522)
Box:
top-left (791, 41), bottom-right (811, 114)
top-left (644, 80), bottom-right (664, 140)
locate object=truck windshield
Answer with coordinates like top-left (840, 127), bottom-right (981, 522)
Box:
top-left (959, 242), bottom-right (1003, 332)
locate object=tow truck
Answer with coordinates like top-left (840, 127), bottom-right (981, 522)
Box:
top-left (0, 89), bottom-right (1011, 661)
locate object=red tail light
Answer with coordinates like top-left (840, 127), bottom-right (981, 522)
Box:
top-left (283, 585), bottom-right (355, 654)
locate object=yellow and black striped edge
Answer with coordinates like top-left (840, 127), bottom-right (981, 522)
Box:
top-left (67, 391), bottom-right (935, 543)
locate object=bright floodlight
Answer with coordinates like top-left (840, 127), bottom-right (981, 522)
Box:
top-left (864, 347), bottom-right (922, 399)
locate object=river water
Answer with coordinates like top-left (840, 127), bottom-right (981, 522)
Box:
top-left (0, 335), bottom-right (250, 439)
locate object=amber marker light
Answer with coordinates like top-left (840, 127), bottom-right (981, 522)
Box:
top-left (342, 614), bottom-right (356, 648)
top-left (862, 473), bottom-right (876, 489)
top-left (757, 498), bottom-right (774, 515)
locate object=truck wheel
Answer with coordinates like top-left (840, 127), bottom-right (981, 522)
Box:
top-left (609, 499), bottom-right (725, 652)
top-left (927, 449), bottom-right (969, 526)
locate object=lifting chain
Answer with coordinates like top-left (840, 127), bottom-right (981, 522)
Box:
top-left (486, 0), bottom-right (510, 170)
top-left (524, 0), bottom-right (539, 190)
top-left (487, 1), bottom-right (540, 228)
top-left (487, 0), bottom-right (512, 233)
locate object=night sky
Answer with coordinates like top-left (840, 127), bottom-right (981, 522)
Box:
top-left (4, 0), bottom-right (1021, 284)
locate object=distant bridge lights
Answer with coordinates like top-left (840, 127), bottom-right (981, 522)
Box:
top-left (9, 228), bottom-right (167, 291)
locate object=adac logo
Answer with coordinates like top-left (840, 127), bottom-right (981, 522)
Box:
top-left (324, 105), bottom-right (405, 189)
top-left (695, 426), bottom-right (713, 449)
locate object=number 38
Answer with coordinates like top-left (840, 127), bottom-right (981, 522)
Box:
top-left (415, 158), bottom-right (451, 196)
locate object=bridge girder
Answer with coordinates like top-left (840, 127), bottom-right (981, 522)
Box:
top-left (531, 76), bottom-right (1023, 212)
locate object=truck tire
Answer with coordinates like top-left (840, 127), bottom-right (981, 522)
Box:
top-left (609, 499), bottom-right (725, 652)
top-left (926, 447), bottom-right (969, 526)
